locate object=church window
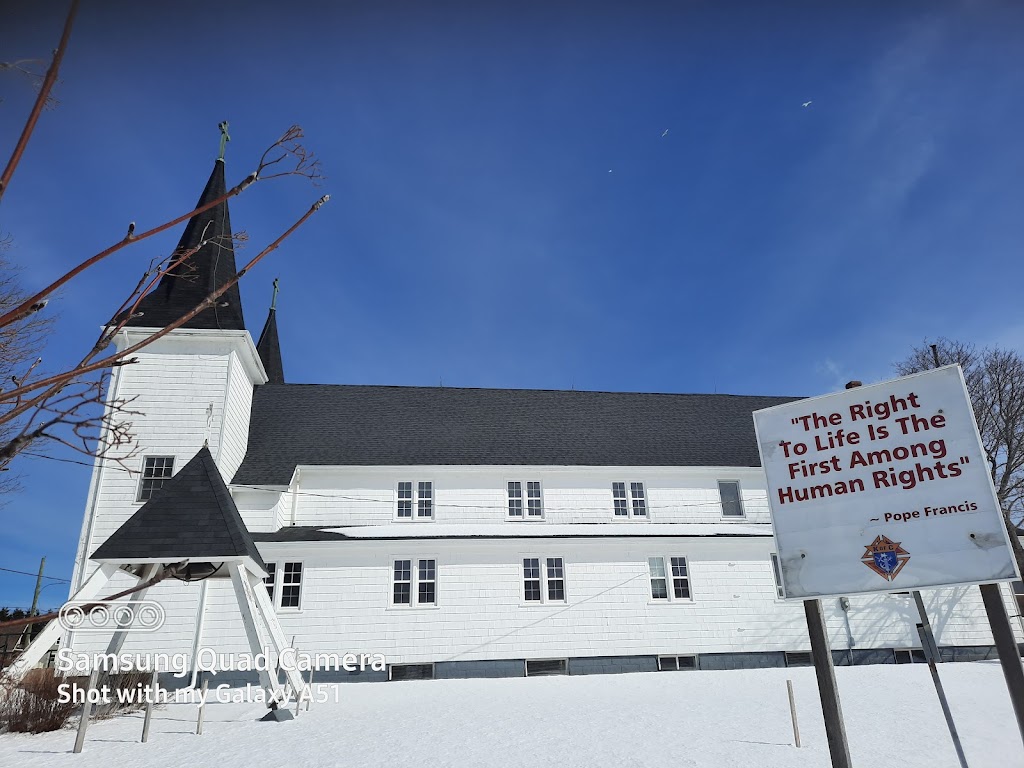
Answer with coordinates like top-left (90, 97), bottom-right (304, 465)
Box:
top-left (648, 556), bottom-right (691, 601)
top-left (137, 456), bottom-right (174, 502)
top-left (612, 482), bottom-right (647, 517)
top-left (718, 480), bottom-right (745, 517)
top-left (392, 559), bottom-right (437, 606)
top-left (397, 481), bottom-right (433, 520)
top-left (508, 481), bottom-right (543, 518)
top-left (523, 557), bottom-right (565, 603)
top-left (771, 553), bottom-right (785, 598)
top-left (264, 562), bottom-right (276, 601)
top-left (281, 562), bottom-right (303, 608)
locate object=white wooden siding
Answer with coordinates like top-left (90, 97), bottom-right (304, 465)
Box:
top-left (68, 538), bottom-right (1022, 665)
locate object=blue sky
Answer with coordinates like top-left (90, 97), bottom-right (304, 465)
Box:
top-left (1, 0), bottom-right (1022, 607)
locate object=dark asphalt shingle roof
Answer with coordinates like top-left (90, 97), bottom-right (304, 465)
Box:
top-left (125, 159), bottom-right (245, 331)
top-left (232, 385), bottom-right (800, 486)
top-left (92, 445), bottom-right (265, 568)
top-left (256, 307), bottom-right (284, 384)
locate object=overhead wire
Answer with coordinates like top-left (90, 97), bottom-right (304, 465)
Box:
top-left (0, 566), bottom-right (70, 583)
top-left (19, 451), bottom-right (766, 520)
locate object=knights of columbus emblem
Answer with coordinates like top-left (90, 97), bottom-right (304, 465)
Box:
top-left (861, 535), bottom-right (910, 581)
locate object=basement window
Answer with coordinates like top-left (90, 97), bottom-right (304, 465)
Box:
top-left (658, 655), bottom-right (697, 671)
top-left (137, 456), bottom-right (174, 502)
top-left (526, 659), bottom-right (567, 677)
top-left (389, 664), bottom-right (434, 681)
top-left (894, 649), bottom-right (927, 664)
top-left (785, 652), bottom-right (813, 667)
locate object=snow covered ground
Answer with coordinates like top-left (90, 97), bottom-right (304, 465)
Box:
top-left (1, 661), bottom-right (1021, 767)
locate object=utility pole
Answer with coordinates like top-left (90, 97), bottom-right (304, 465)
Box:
top-left (18, 556), bottom-right (45, 649)
top-left (30, 556), bottom-right (45, 617)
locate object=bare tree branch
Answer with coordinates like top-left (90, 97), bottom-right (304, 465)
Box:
top-left (895, 337), bottom-right (1024, 576)
top-left (0, 0), bottom-right (79, 202)
top-left (0, 194), bottom-right (329, 466)
top-left (0, 126), bottom-right (323, 330)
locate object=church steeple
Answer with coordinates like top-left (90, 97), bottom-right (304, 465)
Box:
top-left (126, 123), bottom-right (245, 331)
top-left (256, 278), bottom-right (284, 384)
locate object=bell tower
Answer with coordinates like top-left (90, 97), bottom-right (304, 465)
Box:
top-left (71, 126), bottom-right (270, 592)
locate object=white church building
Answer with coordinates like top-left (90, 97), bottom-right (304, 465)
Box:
top-left (65, 156), bottom-right (1022, 683)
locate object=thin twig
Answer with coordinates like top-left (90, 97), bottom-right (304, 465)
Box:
top-left (0, 0), bottom-right (80, 202)
top-left (0, 126), bottom-right (321, 330)
top-left (0, 196), bottom-right (329, 456)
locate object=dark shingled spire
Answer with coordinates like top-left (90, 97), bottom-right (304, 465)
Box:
top-left (256, 279), bottom-right (284, 384)
top-left (125, 158), bottom-right (246, 331)
top-left (91, 445), bottom-right (265, 569)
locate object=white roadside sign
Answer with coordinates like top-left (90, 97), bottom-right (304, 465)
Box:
top-left (753, 365), bottom-right (1019, 600)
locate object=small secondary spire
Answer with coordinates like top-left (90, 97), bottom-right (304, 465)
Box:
top-left (218, 121), bottom-right (230, 161)
top-left (257, 278), bottom-right (285, 384)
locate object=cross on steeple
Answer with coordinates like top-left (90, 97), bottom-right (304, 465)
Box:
top-left (271, 277), bottom-right (280, 311)
top-left (218, 121), bottom-right (231, 160)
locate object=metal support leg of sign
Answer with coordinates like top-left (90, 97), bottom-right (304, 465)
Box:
top-left (912, 591), bottom-right (941, 661)
top-left (804, 598), bottom-right (852, 768)
top-left (979, 583), bottom-right (1024, 747)
top-left (916, 622), bottom-right (968, 767)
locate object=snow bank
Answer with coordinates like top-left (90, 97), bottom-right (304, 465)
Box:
top-left (0, 662), bottom-right (1019, 767)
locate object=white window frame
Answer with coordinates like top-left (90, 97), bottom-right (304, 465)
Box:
top-left (136, 455), bottom-right (175, 502)
top-left (657, 655), bottom-right (697, 671)
top-left (278, 561), bottom-right (304, 610)
top-left (507, 480), bottom-right (544, 520)
top-left (395, 480), bottom-right (434, 521)
top-left (612, 481), bottom-right (648, 518)
top-left (647, 555), bottom-right (693, 602)
top-left (718, 480), bottom-right (745, 518)
top-left (770, 553), bottom-right (785, 599)
top-left (521, 555), bottom-right (566, 604)
top-left (390, 556), bottom-right (439, 608)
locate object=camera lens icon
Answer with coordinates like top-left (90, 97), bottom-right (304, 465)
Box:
top-left (136, 604), bottom-right (164, 629)
top-left (59, 600), bottom-right (165, 632)
top-left (60, 605), bottom-right (87, 630)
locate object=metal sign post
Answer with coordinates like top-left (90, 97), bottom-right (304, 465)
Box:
top-left (979, 583), bottom-right (1024, 746)
top-left (804, 599), bottom-right (852, 768)
top-left (916, 622), bottom-right (968, 767)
